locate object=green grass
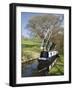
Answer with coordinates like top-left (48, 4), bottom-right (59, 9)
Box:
top-left (49, 55), bottom-right (64, 75)
top-left (21, 38), bottom-right (41, 61)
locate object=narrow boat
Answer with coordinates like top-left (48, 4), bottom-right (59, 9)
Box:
top-left (38, 50), bottom-right (59, 68)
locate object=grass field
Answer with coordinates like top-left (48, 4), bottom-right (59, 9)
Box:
top-left (21, 38), bottom-right (41, 61)
top-left (49, 55), bottom-right (64, 75)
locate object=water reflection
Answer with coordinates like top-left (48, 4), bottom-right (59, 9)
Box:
top-left (22, 60), bottom-right (49, 77)
top-left (22, 56), bottom-right (58, 77)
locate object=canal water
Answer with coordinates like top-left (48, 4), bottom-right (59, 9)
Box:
top-left (22, 59), bottom-right (49, 77)
top-left (21, 55), bottom-right (59, 77)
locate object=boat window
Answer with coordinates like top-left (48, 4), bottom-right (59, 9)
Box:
top-left (50, 52), bottom-right (52, 56)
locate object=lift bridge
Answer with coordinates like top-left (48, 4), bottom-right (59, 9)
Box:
top-left (37, 27), bottom-right (59, 72)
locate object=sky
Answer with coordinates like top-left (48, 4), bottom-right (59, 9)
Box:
top-left (21, 12), bottom-right (64, 38)
top-left (21, 12), bottom-right (43, 38)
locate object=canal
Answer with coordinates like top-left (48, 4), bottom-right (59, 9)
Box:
top-left (22, 59), bottom-right (49, 77)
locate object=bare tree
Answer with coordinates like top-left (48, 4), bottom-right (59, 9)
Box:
top-left (26, 14), bottom-right (64, 52)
